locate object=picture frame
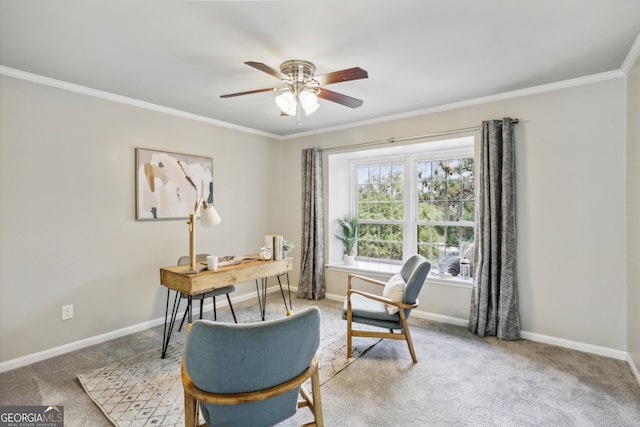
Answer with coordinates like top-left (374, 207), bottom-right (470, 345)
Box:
top-left (135, 148), bottom-right (213, 221)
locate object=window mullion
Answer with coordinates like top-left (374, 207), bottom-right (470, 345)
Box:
top-left (407, 156), bottom-right (417, 260)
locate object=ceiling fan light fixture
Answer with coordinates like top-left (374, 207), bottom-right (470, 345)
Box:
top-left (275, 91), bottom-right (296, 116)
top-left (275, 89), bottom-right (319, 116)
top-left (300, 90), bottom-right (319, 115)
top-left (223, 59), bottom-right (367, 123)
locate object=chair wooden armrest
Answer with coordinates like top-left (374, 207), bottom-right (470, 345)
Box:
top-left (182, 355), bottom-right (322, 426)
top-left (348, 288), bottom-right (419, 310)
top-left (182, 310), bottom-right (323, 427)
top-left (347, 273), bottom-right (387, 290)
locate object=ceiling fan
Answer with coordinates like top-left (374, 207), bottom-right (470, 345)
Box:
top-left (220, 60), bottom-right (368, 125)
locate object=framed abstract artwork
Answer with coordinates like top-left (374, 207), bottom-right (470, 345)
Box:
top-left (135, 148), bottom-right (213, 220)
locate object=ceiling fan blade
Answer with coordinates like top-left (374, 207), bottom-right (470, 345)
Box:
top-left (245, 61), bottom-right (284, 80)
top-left (314, 67), bottom-right (368, 85)
top-left (317, 88), bottom-right (364, 108)
top-left (220, 87), bottom-right (280, 98)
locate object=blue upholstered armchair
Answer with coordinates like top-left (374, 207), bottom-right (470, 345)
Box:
top-left (343, 254), bottom-right (431, 363)
top-left (182, 306), bottom-right (323, 427)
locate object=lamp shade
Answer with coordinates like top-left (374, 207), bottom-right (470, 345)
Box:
top-left (200, 203), bottom-right (222, 227)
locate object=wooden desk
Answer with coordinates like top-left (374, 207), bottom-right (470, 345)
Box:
top-left (159, 256), bottom-right (293, 358)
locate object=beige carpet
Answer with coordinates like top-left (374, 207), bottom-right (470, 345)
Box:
top-left (5, 296), bottom-right (637, 426)
top-left (77, 300), bottom-right (377, 427)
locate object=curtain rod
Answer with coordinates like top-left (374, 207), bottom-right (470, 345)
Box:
top-left (324, 118), bottom-right (519, 152)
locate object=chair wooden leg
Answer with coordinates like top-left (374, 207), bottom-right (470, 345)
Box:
top-left (298, 363), bottom-right (323, 426)
top-left (184, 391), bottom-right (198, 427)
top-left (310, 365), bottom-right (324, 427)
top-left (399, 312), bottom-right (417, 363)
top-left (346, 300), bottom-right (353, 359)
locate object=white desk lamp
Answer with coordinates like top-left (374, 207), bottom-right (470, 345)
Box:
top-left (185, 195), bottom-right (222, 273)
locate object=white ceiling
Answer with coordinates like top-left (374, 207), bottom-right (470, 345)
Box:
top-left (1, 0), bottom-right (640, 138)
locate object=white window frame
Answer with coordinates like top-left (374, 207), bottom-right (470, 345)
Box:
top-left (326, 135), bottom-right (476, 287)
top-left (411, 147), bottom-right (476, 263)
top-left (352, 156), bottom-right (407, 263)
top-left (349, 137), bottom-right (475, 265)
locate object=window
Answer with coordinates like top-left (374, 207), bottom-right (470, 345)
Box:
top-left (415, 157), bottom-right (475, 261)
top-left (356, 161), bottom-right (405, 260)
top-left (350, 137), bottom-right (475, 265)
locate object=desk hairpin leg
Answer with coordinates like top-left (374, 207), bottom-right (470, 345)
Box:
top-left (161, 289), bottom-right (182, 359)
top-left (255, 278), bottom-right (269, 321)
top-left (187, 295), bottom-right (193, 323)
top-left (176, 295), bottom-right (196, 333)
top-left (277, 273), bottom-right (293, 315)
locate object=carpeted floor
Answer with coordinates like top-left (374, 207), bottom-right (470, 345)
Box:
top-left (1, 293), bottom-right (639, 426)
top-left (313, 311), bottom-right (640, 426)
top-left (76, 300), bottom-right (378, 426)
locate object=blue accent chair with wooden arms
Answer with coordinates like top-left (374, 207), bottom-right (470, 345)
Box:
top-left (343, 254), bottom-right (431, 363)
top-left (182, 306), bottom-right (323, 427)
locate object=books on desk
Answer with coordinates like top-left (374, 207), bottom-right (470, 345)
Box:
top-left (265, 234), bottom-right (285, 260)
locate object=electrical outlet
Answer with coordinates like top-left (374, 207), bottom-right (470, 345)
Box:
top-left (62, 304), bottom-right (74, 320)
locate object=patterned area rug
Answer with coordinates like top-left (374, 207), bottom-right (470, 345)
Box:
top-left (77, 303), bottom-right (379, 426)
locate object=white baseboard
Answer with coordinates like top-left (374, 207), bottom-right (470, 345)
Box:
top-left (627, 353), bottom-right (640, 385)
top-left (2, 287), bottom-right (638, 389)
top-left (324, 292), bottom-right (346, 303)
top-left (0, 317), bottom-right (165, 374)
top-left (326, 290), bottom-right (638, 385)
top-left (0, 286), bottom-right (283, 374)
top-left (519, 331), bottom-right (628, 361)
top-left (409, 310), bottom-right (469, 327)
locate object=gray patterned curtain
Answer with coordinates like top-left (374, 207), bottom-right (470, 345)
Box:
top-left (298, 147), bottom-right (325, 300)
top-left (469, 118), bottom-right (520, 340)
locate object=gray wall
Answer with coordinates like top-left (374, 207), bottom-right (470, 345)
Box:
top-left (626, 58), bottom-right (640, 371)
top-left (0, 70), bottom-right (636, 378)
top-left (0, 74), bottom-right (281, 363)
top-left (282, 77), bottom-right (628, 353)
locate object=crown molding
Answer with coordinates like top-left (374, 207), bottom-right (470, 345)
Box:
top-left (0, 65), bottom-right (627, 142)
top-left (0, 65), bottom-right (280, 140)
top-left (621, 31), bottom-right (640, 74)
top-left (282, 70), bottom-right (626, 140)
